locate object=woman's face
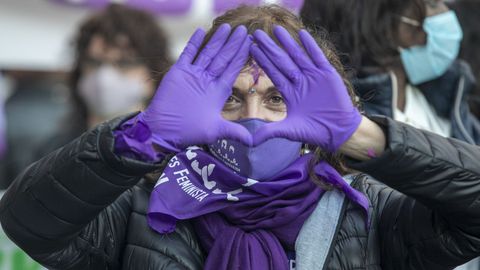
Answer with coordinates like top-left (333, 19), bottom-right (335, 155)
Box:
top-left (221, 65), bottom-right (287, 122)
top-left (78, 34), bottom-right (157, 124)
top-left (81, 34), bottom-right (155, 97)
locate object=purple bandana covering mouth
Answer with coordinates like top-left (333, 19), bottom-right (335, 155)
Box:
top-left (148, 147), bottom-right (318, 233)
top-left (148, 147), bottom-right (369, 270)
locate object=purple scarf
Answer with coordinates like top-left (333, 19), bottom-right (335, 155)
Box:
top-left (148, 146), bottom-right (368, 270)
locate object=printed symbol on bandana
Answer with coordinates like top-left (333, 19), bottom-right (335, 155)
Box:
top-left (243, 178), bottom-right (258, 187)
top-left (154, 173), bottom-right (170, 187)
top-left (191, 160), bottom-right (217, 190)
top-left (186, 146), bottom-right (246, 201)
top-left (212, 140), bottom-right (239, 167)
top-left (213, 188), bottom-right (243, 201)
top-left (220, 140), bottom-right (236, 155)
top-left (186, 146), bottom-right (201, 160)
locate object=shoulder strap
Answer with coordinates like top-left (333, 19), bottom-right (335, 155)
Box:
top-left (295, 175), bottom-right (354, 270)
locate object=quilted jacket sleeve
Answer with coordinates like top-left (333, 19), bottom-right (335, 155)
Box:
top-left (349, 116), bottom-right (480, 269)
top-left (0, 115), bottom-right (165, 269)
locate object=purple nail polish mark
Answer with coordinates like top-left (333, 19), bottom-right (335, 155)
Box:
top-left (250, 60), bottom-right (261, 84)
top-left (367, 148), bottom-right (377, 158)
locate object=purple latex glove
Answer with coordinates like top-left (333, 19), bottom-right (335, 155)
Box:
top-left (250, 26), bottom-right (362, 152)
top-left (139, 24), bottom-right (253, 151)
top-left (114, 117), bottom-right (164, 162)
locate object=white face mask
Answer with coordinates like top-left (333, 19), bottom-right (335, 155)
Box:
top-left (78, 65), bottom-right (147, 118)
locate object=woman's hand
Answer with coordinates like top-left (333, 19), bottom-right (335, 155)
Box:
top-left (250, 26), bottom-right (362, 152)
top-left (139, 24), bottom-right (253, 151)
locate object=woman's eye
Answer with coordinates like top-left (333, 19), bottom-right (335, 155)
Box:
top-left (269, 95), bottom-right (284, 104)
top-left (223, 95), bottom-right (241, 111)
top-left (226, 96), bottom-right (239, 104)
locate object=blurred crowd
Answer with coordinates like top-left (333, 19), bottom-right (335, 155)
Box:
top-left (0, 0), bottom-right (479, 269)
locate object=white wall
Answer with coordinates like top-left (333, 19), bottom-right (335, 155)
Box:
top-left (0, 0), bottom-right (90, 71)
top-left (0, 0), bottom-right (294, 71)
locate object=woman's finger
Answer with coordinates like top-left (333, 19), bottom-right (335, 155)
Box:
top-left (273, 25), bottom-right (315, 70)
top-left (252, 29), bottom-right (301, 82)
top-left (298, 29), bottom-right (330, 68)
top-left (249, 44), bottom-right (291, 96)
top-left (177, 28), bottom-right (206, 65)
top-left (220, 34), bottom-right (252, 86)
top-left (252, 121), bottom-right (291, 146)
top-left (218, 120), bottom-right (253, 147)
top-left (207, 25), bottom-right (248, 78)
top-left (194, 24), bottom-right (231, 68)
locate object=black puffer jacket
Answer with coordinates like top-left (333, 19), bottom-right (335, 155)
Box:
top-left (1, 116), bottom-right (480, 269)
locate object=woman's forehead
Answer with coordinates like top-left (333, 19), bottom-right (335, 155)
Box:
top-left (239, 61), bottom-right (265, 78)
top-left (234, 69), bottom-right (274, 91)
top-left (87, 34), bottom-right (136, 60)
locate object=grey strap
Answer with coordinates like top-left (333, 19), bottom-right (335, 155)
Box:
top-left (295, 175), bottom-right (354, 270)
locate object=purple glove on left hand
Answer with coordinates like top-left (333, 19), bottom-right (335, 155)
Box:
top-left (250, 26), bottom-right (362, 152)
top-left (137, 24), bottom-right (253, 152)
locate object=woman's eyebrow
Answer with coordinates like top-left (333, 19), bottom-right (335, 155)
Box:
top-left (266, 86), bottom-right (281, 95)
top-left (231, 87), bottom-right (248, 98)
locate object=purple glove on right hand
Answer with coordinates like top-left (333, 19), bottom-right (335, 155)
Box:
top-left (250, 26), bottom-right (362, 152)
top-left (138, 24), bottom-right (253, 152)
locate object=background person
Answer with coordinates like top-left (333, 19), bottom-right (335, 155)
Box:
top-left (34, 3), bottom-right (171, 163)
top-left (301, 0), bottom-right (480, 145)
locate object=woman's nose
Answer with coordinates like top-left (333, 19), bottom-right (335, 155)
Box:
top-left (240, 100), bottom-right (267, 120)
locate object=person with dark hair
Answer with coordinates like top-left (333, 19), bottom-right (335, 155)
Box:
top-left (2, 4), bottom-right (480, 270)
top-left (449, 0), bottom-right (480, 119)
top-left (36, 3), bottom-right (171, 158)
top-left (301, 0), bottom-right (480, 145)
top-left (71, 4), bottom-right (170, 128)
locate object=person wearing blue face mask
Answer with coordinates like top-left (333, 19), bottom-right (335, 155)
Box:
top-left (301, 0), bottom-right (480, 145)
top-left (398, 8), bottom-right (463, 85)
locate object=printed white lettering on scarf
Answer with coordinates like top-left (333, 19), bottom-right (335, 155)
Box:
top-left (188, 147), bottom-right (217, 190)
top-left (214, 139), bottom-right (239, 170)
top-left (154, 146), bottom-right (255, 202)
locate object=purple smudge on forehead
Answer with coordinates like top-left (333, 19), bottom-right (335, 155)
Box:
top-left (249, 60), bottom-right (261, 85)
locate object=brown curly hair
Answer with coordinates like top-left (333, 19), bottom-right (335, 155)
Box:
top-left (201, 5), bottom-right (359, 189)
top-left (69, 4), bottom-right (171, 131)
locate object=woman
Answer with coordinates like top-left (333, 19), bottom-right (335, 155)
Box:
top-left (1, 5), bottom-right (480, 270)
top-left (35, 4), bottom-right (171, 161)
top-left (301, 0), bottom-right (480, 145)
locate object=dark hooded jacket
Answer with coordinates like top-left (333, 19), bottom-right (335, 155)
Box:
top-left (1, 115), bottom-right (480, 269)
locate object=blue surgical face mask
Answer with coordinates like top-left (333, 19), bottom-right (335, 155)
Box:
top-left (208, 119), bottom-right (302, 180)
top-left (399, 11), bottom-right (463, 85)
